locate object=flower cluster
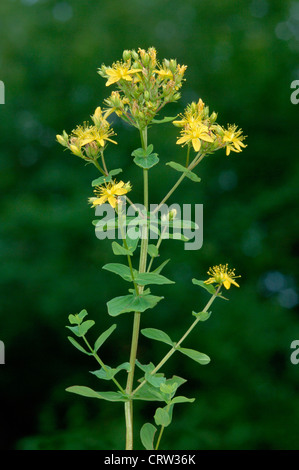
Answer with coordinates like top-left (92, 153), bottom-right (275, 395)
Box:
top-left (174, 99), bottom-right (247, 156)
top-left (56, 107), bottom-right (117, 163)
top-left (98, 47), bottom-right (187, 129)
top-left (56, 47), bottom-right (247, 214)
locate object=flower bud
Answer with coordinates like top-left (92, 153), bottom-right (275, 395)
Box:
top-left (144, 90), bottom-right (150, 101)
top-left (169, 59), bottom-right (177, 73)
top-left (168, 208), bottom-right (177, 220)
top-left (123, 50), bottom-right (131, 61)
top-left (203, 106), bottom-right (210, 118)
top-left (210, 111), bottom-right (218, 123)
top-left (131, 50), bottom-right (139, 61)
top-left (56, 133), bottom-right (68, 147)
top-left (69, 144), bottom-right (82, 157)
top-left (142, 53), bottom-right (150, 66)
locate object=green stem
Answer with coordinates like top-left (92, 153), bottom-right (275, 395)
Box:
top-left (118, 203), bottom-right (139, 295)
top-left (124, 126), bottom-right (149, 450)
top-left (155, 425), bottom-right (165, 450)
top-left (146, 225), bottom-right (167, 273)
top-left (82, 336), bottom-right (126, 394)
top-left (93, 159), bottom-right (106, 175)
top-left (185, 145), bottom-right (191, 168)
top-left (132, 285), bottom-right (221, 397)
top-left (100, 150), bottom-right (109, 175)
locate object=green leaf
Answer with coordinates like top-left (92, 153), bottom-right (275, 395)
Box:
top-left (132, 145), bottom-right (159, 170)
top-left (140, 423), bottom-right (157, 450)
top-left (167, 232), bottom-right (190, 242)
top-left (159, 382), bottom-right (177, 397)
top-left (152, 116), bottom-right (177, 124)
top-left (170, 396), bottom-right (195, 405)
top-left (67, 336), bottom-right (92, 355)
top-left (102, 263), bottom-right (134, 282)
top-left (178, 347), bottom-right (211, 365)
top-left (91, 362), bottom-right (130, 381)
top-left (78, 320), bottom-right (95, 336)
top-left (109, 168), bottom-right (123, 177)
top-left (91, 168), bottom-right (122, 187)
top-left (135, 360), bottom-right (155, 374)
top-left (94, 216), bottom-right (136, 231)
top-left (68, 314), bottom-right (79, 325)
top-left (145, 372), bottom-right (166, 388)
top-left (107, 293), bottom-right (164, 317)
top-left (91, 365), bottom-right (115, 381)
top-left (134, 382), bottom-right (166, 402)
top-left (192, 311), bottom-right (211, 321)
top-left (168, 219), bottom-right (199, 230)
top-left (125, 230), bottom-right (140, 253)
top-left (166, 161), bottom-right (201, 182)
top-left (165, 375), bottom-right (187, 389)
top-left (111, 242), bottom-right (133, 256)
top-left (134, 154), bottom-right (159, 170)
top-left (77, 309), bottom-right (88, 323)
top-left (65, 385), bottom-right (101, 398)
top-left (91, 175), bottom-right (112, 186)
top-left (152, 259), bottom-right (170, 274)
top-left (154, 407), bottom-right (172, 427)
top-left (94, 324), bottom-right (117, 352)
top-left (66, 386), bottom-right (128, 402)
top-left (66, 320), bottom-right (95, 337)
top-left (141, 328), bottom-right (174, 347)
top-left (192, 278), bottom-right (216, 294)
top-left (135, 272), bottom-right (174, 286)
top-left (147, 244), bottom-right (159, 258)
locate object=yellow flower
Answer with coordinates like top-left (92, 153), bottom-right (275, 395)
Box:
top-left (223, 124), bottom-right (247, 156)
top-left (89, 180), bottom-right (132, 209)
top-left (204, 264), bottom-right (241, 290)
top-left (104, 63), bottom-right (142, 87)
top-left (176, 122), bottom-right (214, 152)
top-left (71, 123), bottom-right (117, 149)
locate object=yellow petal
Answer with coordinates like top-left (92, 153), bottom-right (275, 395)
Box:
top-left (192, 138), bottom-right (201, 152)
top-left (223, 280), bottom-right (231, 289)
top-left (200, 133), bottom-right (214, 143)
top-left (108, 196), bottom-right (117, 208)
top-left (113, 181), bottom-right (124, 190)
top-left (115, 188), bottom-right (127, 196)
top-left (177, 135), bottom-right (190, 145)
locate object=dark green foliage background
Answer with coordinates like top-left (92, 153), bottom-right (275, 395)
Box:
top-left (0, 0), bottom-right (298, 450)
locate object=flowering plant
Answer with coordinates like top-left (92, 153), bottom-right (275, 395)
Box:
top-left (56, 47), bottom-right (246, 450)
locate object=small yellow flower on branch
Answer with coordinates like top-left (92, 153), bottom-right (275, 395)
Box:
top-left (222, 124), bottom-right (247, 156)
top-left (176, 122), bottom-right (214, 152)
top-left (104, 63), bottom-right (142, 87)
top-left (204, 264), bottom-right (241, 290)
top-left (89, 180), bottom-right (132, 209)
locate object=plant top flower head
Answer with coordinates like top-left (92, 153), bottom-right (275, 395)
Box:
top-left (89, 180), bottom-right (132, 209)
top-left (98, 47), bottom-right (187, 129)
top-left (204, 264), bottom-right (241, 290)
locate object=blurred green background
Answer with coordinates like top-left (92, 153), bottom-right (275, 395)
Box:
top-left (1, 0), bottom-right (299, 450)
